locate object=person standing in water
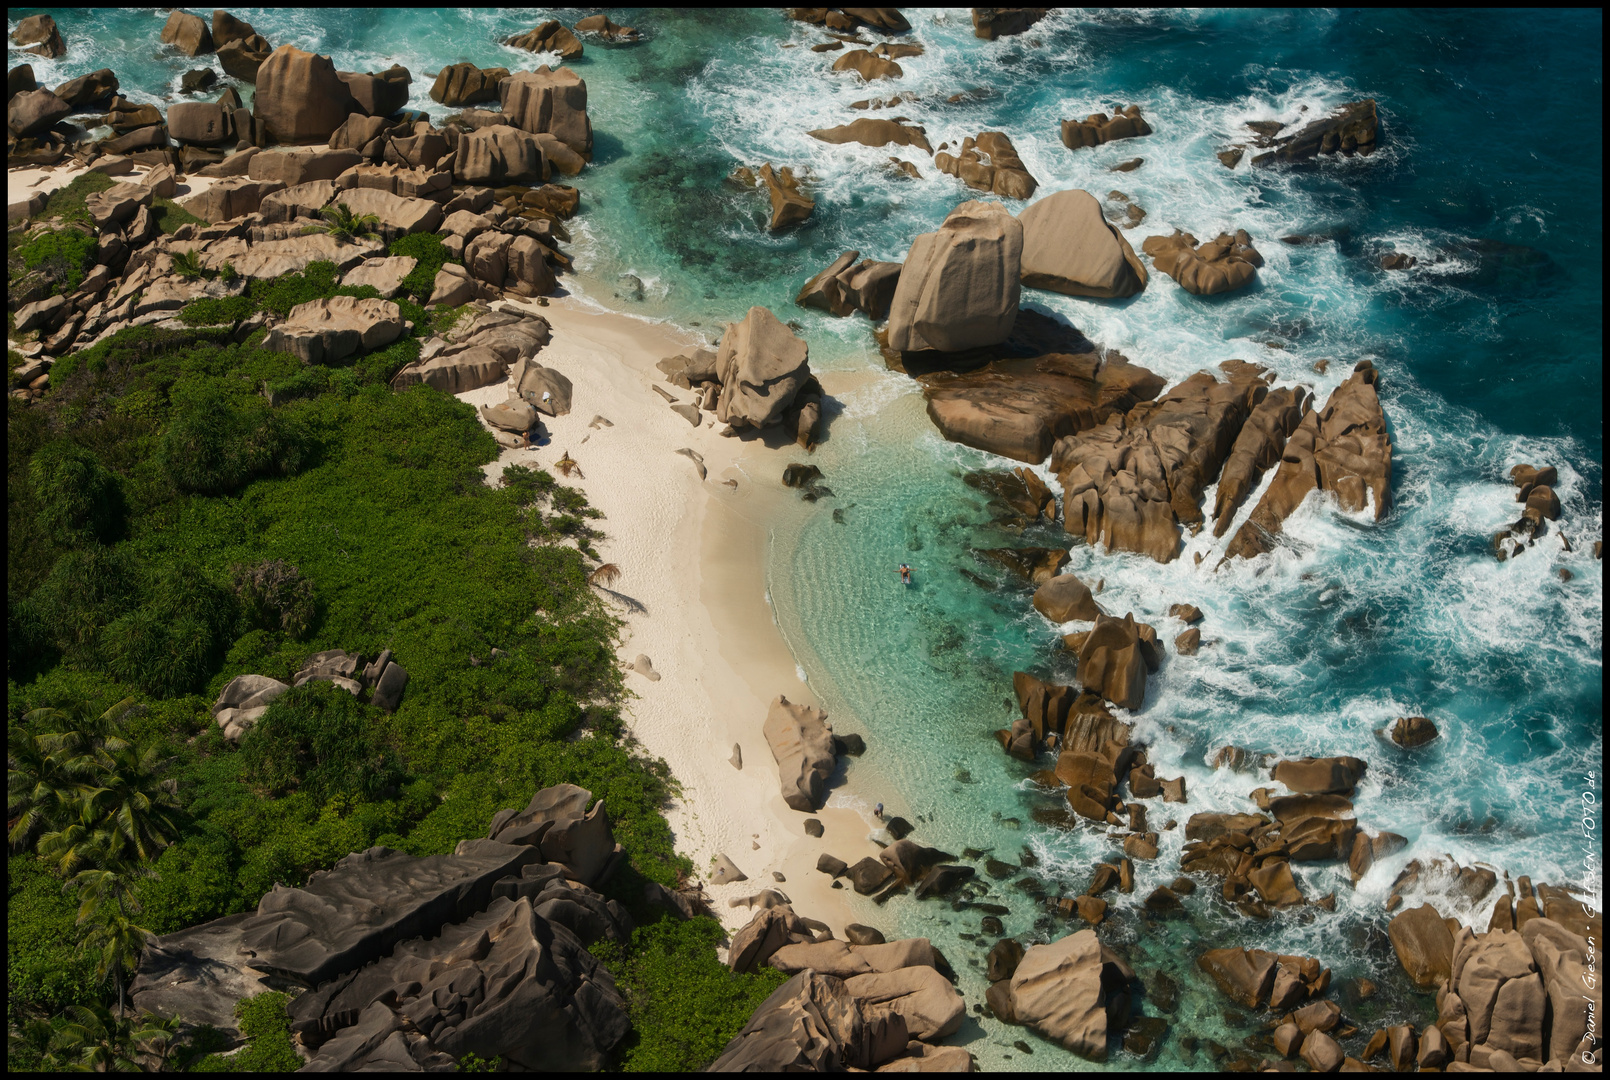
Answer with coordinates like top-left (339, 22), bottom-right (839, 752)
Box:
top-left (874, 802), bottom-right (884, 821)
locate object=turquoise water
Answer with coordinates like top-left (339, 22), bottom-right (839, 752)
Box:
top-left (14, 8), bottom-right (1602, 1070)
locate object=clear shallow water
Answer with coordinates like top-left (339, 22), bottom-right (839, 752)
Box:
top-left (15, 8), bottom-right (1601, 1070)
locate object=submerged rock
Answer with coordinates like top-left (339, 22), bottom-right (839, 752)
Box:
top-left (1142, 228), bottom-right (1263, 296)
top-left (1060, 105), bottom-right (1152, 150)
top-left (1252, 99), bottom-right (1379, 165)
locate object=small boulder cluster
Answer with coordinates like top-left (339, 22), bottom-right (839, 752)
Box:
top-left (711, 903), bottom-right (972, 1071)
top-left (1492, 462), bottom-right (1562, 561)
top-left (655, 307), bottom-right (823, 446)
top-left (211, 648), bottom-right (410, 742)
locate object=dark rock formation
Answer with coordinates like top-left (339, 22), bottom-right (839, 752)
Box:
top-left (290, 896), bottom-right (628, 1070)
top-left (808, 116), bottom-right (931, 153)
top-left (972, 8), bottom-right (1048, 39)
top-left (1391, 715), bottom-right (1439, 748)
top-left (1211, 384), bottom-right (1311, 536)
top-left (430, 62), bottom-right (509, 107)
top-left (1252, 99), bottom-right (1379, 165)
top-left (504, 21), bottom-right (583, 58)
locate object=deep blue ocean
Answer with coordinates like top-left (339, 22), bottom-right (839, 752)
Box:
top-left (12, 8), bottom-right (1601, 1070)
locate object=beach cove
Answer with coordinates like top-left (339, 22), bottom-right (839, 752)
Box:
top-left (9, 6), bottom-right (1603, 1074)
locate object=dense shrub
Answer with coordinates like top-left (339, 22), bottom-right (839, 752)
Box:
top-left (232, 559), bottom-right (316, 640)
top-left (190, 993), bottom-right (303, 1072)
top-left (16, 227), bottom-right (97, 294)
top-left (30, 545), bottom-right (142, 667)
top-left (247, 259), bottom-right (341, 318)
top-left (178, 295), bottom-right (255, 326)
top-left (593, 916), bottom-right (790, 1072)
top-left (104, 562), bottom-right (239, 698)
top-left (388, 232), bottom-right (454, 299)
top-left (156, 389), bottom-right (314, 495)
top-left (7, 855), bottom-right (107, 1013)
top-left (238, 681), bottom-right (404, 803)
top-left (28, 441), bottom-right (124, 545)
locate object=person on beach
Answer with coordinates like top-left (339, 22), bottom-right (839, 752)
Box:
top-left (874, 802), bottom-right (884, 820)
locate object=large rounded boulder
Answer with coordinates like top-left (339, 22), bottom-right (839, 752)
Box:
top-left (253, 45), bottom-right (359, 144)
top-left (886, 200), bottom-right (1022, 355)
top-left (1019, 189), bottom-right (1147, 299)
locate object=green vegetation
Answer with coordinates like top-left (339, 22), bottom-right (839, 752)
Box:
top-left (592, 918), bottom-right (790, 1072)
top-left (178, 295), bottom-right (254, 326)
top-left (189, 994), bottom-right (302, 1072)
top-left (302, 202), bottom-right (381, 244)
top-left (15, 228), bottom-right (98, 294)
top-left (9, 244), bottom-right (774, 1071)
top-left (389, 231), bottom-right (453, 299)
top-left (150, 198), bottom-right (206, 237)
top-left (39, 170), bottom-right (115, 225)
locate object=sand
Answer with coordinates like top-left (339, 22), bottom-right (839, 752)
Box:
top-left (458, 296), bottom-right (886, 936)
top-left (8, 155), bottom-right (886, 936)
top-left (8, 160), bottom-right (224, 219)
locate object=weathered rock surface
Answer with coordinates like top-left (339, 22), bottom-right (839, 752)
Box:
top-left (452, 126), bottom-right (547, 185)
top-left (253, 46), bottom-right (359, 144)
top-left (763, 694), bottom-right (837, 812)
top-left (1211, 384), bottom-right (1311, 536)
top-left (12, 14), bottom-right (66, 59)
top-left (1060, 105), bottom-right (1152, 150)
top-left (833, 49), bottom-right (904, 81)
top-left (887, 200), bottom-right (1022, 355)
top-left (1032, 571), bottom-right (1102, 623)
top-left (1005, 930), bottom-right (1133, 1061)
top-left (1252, 99), bottom-right (1379, 165)
top-left (430, 62), bottom-right (509, 107)
top-left (713, 306), bottom-right (816, 433)
top-left (1074, 612), bottom-right (1158, 709)
top-left (1019, 189), bottom-right (1147, 298)
top-left (809, 117), bottom-right (932, 153)
top-left (262, 295), bottom-right (404, 364)
top-left (290, 895), bottom-right (627, 1071)
top-left (500, 66), bottom-right (592, 158)
top-left (935, 131), bottom-right (1038, 200)
top-left (487, 783), bottom-right (621, 888)
top-left (341, 255), bottom-right (417, 299)
top-left (1223, 361), bottom-right (1393, 561)
top-left (504, 20), bottom-right (583, 58)
top-left (1388, 903), bottom-right (1455, 989)
top-left (797, 249), bottom-right (903, 320)
top-left (1390, 715), bottom-right (1439, 748)
top-left (9, 88), bottom-right (71, 137)
top-left (1052, 363), bottom-right (1270, 562)
top-left (392, 308), bottom-right (551, 394)
top-left (757, 162), bottom-right (813, 231)
top-left (1142, 228), bottom-right (1263, 296)
top-left (919, 345), bottom-right (1164, 465)
top-left (972, 8), bottom-right (1047, 39)
top-left (709, 971), bottom-right (874, 1071)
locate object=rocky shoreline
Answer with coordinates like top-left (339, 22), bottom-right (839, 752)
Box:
top-left (11, 9), bottom-right (1601, 1074)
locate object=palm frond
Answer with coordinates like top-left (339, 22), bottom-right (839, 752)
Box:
top-left (588, 563), bottom-right (621, 587)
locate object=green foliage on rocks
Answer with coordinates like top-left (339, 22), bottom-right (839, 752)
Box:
top-left (16, 228), bottom-right (98, 294)
top-left (189, 993), bottom-right (302, 1073)
top-left (592, 916), bottom-right (791, 1072)
top-left (9, 253), bottom-right (710, 1070)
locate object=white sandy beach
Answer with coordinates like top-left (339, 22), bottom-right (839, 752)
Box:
top-left (9, 156), bottom-right (882, 936)
top-left (459, 297), bottom-right (884, 936)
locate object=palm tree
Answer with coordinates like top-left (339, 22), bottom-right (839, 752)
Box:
top-left (8, 724), bottom-right (94, 851)
top-left (88, 740), bottom-right (181, 863)
top-left (555, 451), bottom-right (582, 478)
top-left (38, 795), bottom-right (127, 876)
top-left (132, 1012), bottom-right (184, 1072)
top-left (77, 898), bottom-right (154, 1020)
top-left (8, 1015), bottom-right (65, 1070)
top-left (304, 202), bottom-right (382, 244)
top-left (51, 1002), bottom-right (168, 1070)
top-left (24, 697), bottom-right (139, 759)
